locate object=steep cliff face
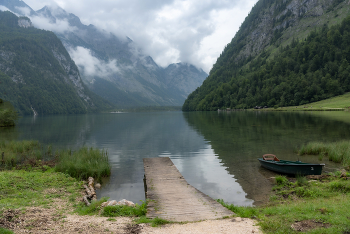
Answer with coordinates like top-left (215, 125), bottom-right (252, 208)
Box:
top-left (229, 0), bottom-right (348, 65)
top-left (0, 11), bottom-right (111, 115)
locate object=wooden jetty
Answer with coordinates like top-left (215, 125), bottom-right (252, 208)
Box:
top-left (143, 157), bottom-right (234, 222)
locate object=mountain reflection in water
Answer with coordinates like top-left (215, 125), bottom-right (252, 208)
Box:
top-left (1, 111), bottom-right (350, 206)
top-left (183, 111), bottom-right (350, 205)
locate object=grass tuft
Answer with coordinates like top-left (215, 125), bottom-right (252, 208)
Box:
top-left (217, 199), bottom-right (258, 218)
top-left (101, 202), bottom-right (147, 217)
top-left (296, 175), bottom-right (308, 187)
top-left (329, 180), bottom-right (350, 193)
top-left (75, 198), bottom-right (108, 216)
top-left (54, 147), bottom-right (111, 180)
top-left (0, 227), bottom-right (14, 234)
top-left (150, 217), bottom-right (172, 227)
top-left (275, 175), bottom-right (289, 186)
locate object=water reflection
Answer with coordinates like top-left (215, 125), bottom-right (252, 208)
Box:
top-left (1, 111), bottom-right (350, 206)
top-left (1, 112), bottom-right (251, 205)
top-left (183, 111), bottom-right (350, 205)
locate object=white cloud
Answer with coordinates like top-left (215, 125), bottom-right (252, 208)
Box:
top-left (31, 16), bottom-right (76, 33)
top-left (24, 0), bottom-right (258, 73)
top-left (68, 46), bottom-right (120, 78)
top-left (0, 6), bottom-right (12, 12)
top-left (15, 6), bottom-right (32, 15)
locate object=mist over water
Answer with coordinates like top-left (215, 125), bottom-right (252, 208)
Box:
top-left (2, 111), bottom-right (350, 206)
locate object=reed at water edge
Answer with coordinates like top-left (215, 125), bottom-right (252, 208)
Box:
top-left (55, 146), bottom-right (111, 180)
top-left (0, 140), bottom-right (111, 180)
top-left (299, 141), bottom-right (350, 166)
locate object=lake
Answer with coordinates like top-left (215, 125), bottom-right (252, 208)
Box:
top-left (1, 111), bottom-right (350, 206)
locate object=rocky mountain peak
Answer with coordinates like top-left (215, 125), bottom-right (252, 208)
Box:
top-left (18, 16), bottom-right (32, 28)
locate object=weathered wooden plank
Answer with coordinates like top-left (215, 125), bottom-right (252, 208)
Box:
top-left (143, 157), bottom-right (234, 222)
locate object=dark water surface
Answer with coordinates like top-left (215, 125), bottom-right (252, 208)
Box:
top-left (1, 111), bottom-right (350, 206)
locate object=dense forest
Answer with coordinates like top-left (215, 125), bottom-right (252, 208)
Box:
top-left (183, 0), bottom-right (350, 111)
top-left (0, 11), bottom-right (112, 115)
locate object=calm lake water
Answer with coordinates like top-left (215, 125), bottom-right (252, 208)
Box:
top-left (1, 111), bottom-right (350, 206)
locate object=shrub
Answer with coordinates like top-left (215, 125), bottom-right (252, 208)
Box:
top-left (275, 176), bottom-right (289, 186)
top-left (0, 105), bottom-right (18, 127)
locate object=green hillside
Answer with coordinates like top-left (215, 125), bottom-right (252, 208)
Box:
top-left (183, 0), bottom-right (350, 111)
top-left (0, 11), bottom-right (112, 115)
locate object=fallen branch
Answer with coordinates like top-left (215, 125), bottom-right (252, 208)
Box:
top-left (83, 195), bottom-right (91, 206)
top-left (82, 177), bottom-right (97, 206)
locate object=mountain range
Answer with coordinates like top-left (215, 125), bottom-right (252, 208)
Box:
top-left (0, 11), bottom-right (111, 115)
top-left (183, 0), bottom-right (350, 111)
top-left (0, 0), bottom-right (208, 109)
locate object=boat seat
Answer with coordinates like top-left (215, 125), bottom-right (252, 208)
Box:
top-left (262, 154), bottom-right (280, 161)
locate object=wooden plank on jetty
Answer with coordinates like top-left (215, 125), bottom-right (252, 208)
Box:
top-left (143, 157), bottom-right (234, 222)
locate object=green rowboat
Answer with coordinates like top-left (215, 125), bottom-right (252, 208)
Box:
top-left (258, 154), bottom-right (325, 175)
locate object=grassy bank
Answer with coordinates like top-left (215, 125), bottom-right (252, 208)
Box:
top-left (0, 140), bottom-right (147, 233)
top-left (0, 169), bottom-right (82, 210)
top-left (253, 92), bottom-right (350, 111)
top-left (216, 140), bottom-right (350, 233)
top-left (219, 173), bottom-right (350, 233)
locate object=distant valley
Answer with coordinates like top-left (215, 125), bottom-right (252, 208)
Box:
top-left (0, 0), bottom-right (207, 113)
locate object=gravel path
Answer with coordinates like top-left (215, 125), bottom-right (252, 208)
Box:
top-left (141, 217), bottom-right (262, 234)
top-left (3, 206), bottom-right (262, 234)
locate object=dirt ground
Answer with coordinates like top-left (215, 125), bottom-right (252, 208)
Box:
top-left (0, 204), bottom-right (262, 234)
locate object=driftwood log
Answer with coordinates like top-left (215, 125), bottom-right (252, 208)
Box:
top-left (83, 177), bottom-right (97, 206)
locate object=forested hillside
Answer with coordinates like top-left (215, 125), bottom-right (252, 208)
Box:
top-left (0, 11), bottom-right (112, 115)
top-left (183, 0), bottom-right (350, 111)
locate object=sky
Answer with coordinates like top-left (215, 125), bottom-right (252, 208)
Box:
top-left (23, 0), bottom-right (258, 73)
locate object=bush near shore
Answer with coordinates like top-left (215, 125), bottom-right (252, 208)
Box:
top-left (0, 101), bottom-right (18, 127)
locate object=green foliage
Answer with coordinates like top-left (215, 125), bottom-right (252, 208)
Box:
top-left (101, 202), bottom-right (147, 217)
top-left (216, 199), bottom-right (258, 218)
top-left (54, 147), bottom-right (111, 180)
top-left (183, 12), bottom-right (350, 111)
top-left (275, 176), bottom-right (289, 186)
top-left (296, 175), bottom-right (308, 187)
top-left (329, 181), bottom-right (350, 193)
top-left (129, 216), bottom-right (172, 227)
top-left (0, 227), bottom-right (14, 234)
top-left (75, 198), bottom-right (108, 216)
top-left (150, 217), bottom-right (172, 227)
